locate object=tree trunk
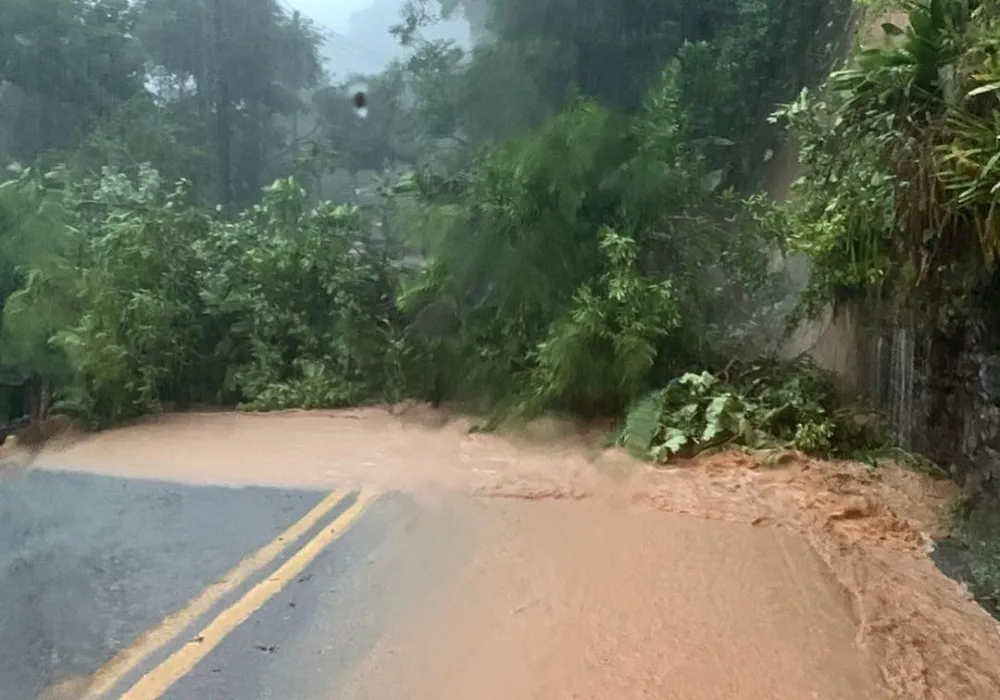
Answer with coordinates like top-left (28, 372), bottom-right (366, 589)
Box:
top-left (21, 372), bottom-right (45, 445)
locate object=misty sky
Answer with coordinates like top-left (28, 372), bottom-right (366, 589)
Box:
top-left (289, 0), bottom-right (372, 31)
top-left (287, 0), bottom-right (470, 81)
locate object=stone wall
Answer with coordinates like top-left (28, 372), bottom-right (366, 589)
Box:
top-left (849, 304), bottom-right (1000, 492)
top-left (758, 3), bottom-right (1000, 487)
top-left (956, 350), bottom-right (1000, 489)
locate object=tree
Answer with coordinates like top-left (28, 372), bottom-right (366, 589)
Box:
top-left (0, 0), bottom-right (146, 163)
top-left (0, 0), bottom-right (845, 433)
top-left (133, 0), bottom-right (324, 206)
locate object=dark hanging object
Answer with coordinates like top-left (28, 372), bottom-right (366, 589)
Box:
top-left (351, 91), bottom-right (367, 110)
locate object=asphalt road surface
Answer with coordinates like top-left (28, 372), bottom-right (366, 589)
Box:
top-left (0, 469), bottom-right (472, 700)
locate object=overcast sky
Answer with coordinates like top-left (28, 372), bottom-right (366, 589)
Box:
top-left (289, 0), bottom-right (372, 32)
top-left (286, 0), bottom-right (470, 81)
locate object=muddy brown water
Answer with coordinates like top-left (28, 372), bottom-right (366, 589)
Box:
top-left (11, 405), bottom-right (1000, 699)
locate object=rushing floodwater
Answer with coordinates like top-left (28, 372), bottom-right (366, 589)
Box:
top-left (1, 406), bottom-right (997, 698)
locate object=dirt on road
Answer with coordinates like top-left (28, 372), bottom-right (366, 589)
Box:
top-left (16, 405), bottom-right (1000, 700)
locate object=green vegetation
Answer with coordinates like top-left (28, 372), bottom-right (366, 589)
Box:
top-left (0, 0), bottom-right (993, 488)
top-left (619, 359), bottom-right (886, 462)
top-left (775, 0), bottom-right (1000, 329)
top-left (2, 0), bottom-right (864, 441)
top-left (0, 167), bottom-right (405, 425)
top-left (771, 0), bottom-right (1000, 617)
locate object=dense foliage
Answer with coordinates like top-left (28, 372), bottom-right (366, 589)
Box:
top-left (619, 359), bottom-right (887, 461)
top-left (767, 0), bottom-right (1000, 614)
top-left (0, 167), bottom-right (405, 425)
top-left (0, 0), bottom-right (879, 461)
top-left (398, 84), bottom-right (786, 416)
top-left (776, 0), bottom-right (1000, 332)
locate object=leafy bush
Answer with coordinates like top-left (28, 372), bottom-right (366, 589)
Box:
top-left (527, 226), bottom-right (680, 415)
top-left (197, 178), bottom-right (405, 410)
top-left (401, 67), bottom-right (788, 417)
top-left (0, 167), bottom-right (407, 425)
top-left (773, 0), bottom-right (1000, 326)
top-left (619, 359), bottom-right (886, 461)
top-left (3, 165), bottom-right (210, 424)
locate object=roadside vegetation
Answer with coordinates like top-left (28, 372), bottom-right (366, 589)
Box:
top-left (0, 0), bottom-right (848, 435)
top-left (1, 0), bottom-right (999, 607)
top-left (775, 0), bottom-right (1000, 612)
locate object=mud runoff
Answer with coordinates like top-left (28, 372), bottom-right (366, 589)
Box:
top-left (18, 405), bottom-right (1000, 699)
top-left (337, 499), bottom-right (883, 700)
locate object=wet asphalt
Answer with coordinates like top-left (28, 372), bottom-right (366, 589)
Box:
top-left (0, 469), bottom-right (473, 700)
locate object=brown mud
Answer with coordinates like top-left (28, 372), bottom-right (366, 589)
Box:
top-left (10, 404), bottom-right (1000, 699)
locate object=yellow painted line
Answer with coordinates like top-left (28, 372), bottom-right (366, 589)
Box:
top-left (82, 489), bottom-right (351, 699)
top-left (118, 489), bottom-right (379, 700)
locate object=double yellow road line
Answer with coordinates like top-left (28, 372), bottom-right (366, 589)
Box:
top-left (80, 488), bottom-right (378, 700)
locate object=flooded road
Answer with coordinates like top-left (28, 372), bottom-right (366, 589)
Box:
top-left (336, 498), bottom-right (883, 700)
top-left (7, 405), bottom-right (1000, 699)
